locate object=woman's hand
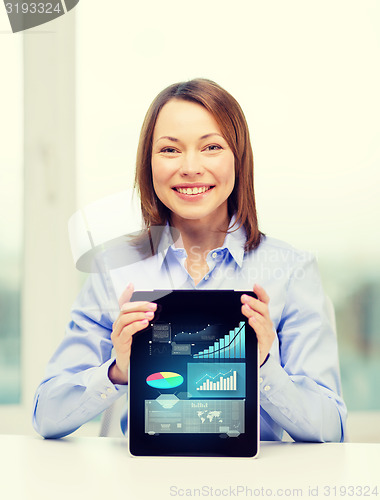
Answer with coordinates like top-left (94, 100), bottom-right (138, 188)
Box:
top-left (241, 284), bottom-right (275, 367)
top-left (108, 283), bottom-right (157, 384)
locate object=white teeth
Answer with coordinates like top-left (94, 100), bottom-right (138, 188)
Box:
top-left (176, 186), bottom-right (210, 195)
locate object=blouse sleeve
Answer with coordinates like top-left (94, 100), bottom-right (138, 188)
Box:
top-left (32, 271), bottom-right (127, 439)
top-left (259, 253), bottom-right (347, 442)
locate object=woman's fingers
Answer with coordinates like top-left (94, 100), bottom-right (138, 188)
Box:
top-left (112, 310), bottom-right (153, 337)
top-left (242, 304), bottom-right (262, 323)
top-left (110, 283), bottom-right (157, 384)
top-left (114, 283), bottom-right (157, 338)
top-left (112, 284), bottom-right (157, 347)
top-left (241, 284), bottom-right (275, 366)
top-left (113, 317), bottom-right (150, 345)
top-left (241, 295), bottom-right (268, 318)
top-left (253, 283), bottom-right (270, 304)
top-left (113, 302), bottom-right (157, 335)
top-left (240, 285), bottom-right (271, 325)
top-left (118, 284), bottom-right (157, 314)
top-left (120, 301), bottom-right (157, 313)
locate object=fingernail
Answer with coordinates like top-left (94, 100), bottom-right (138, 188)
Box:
top-left (148, 303), bottom-right (157, 311)
top-left (145, 311), bottom-right (154, 319)
top-left (241, 294), bottom-right (249, 303)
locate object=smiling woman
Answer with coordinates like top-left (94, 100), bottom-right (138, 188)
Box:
top-left (33, 78), bottom-right (347, 443)
top-left (151, 99), bottom-right (235, 241)
top-left (135, 80), bottom-right (262, 252)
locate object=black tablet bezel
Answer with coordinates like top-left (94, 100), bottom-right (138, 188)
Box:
top-left (128, 290), bottom-right (259, 457)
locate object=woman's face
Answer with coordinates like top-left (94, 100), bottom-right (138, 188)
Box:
top-left (151, 99), bottom-right (235, 227)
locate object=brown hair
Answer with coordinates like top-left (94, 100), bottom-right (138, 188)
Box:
top-left (134, 78), bottom-right (264, 251)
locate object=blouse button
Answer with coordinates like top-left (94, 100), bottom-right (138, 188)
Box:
top-left (211, 252), bottom-right (218, 259)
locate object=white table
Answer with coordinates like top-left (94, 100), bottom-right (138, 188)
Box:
top-left (0, 435), bottom-right (379, 500)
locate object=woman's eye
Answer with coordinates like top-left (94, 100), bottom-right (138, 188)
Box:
top-left (161, 147), bottom-right (178, 154)
top-left (204, 144), bottom-right (222, 151)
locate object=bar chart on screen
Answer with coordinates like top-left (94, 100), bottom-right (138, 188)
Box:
top-left (193, 322), bottom-right (245, 359)
top-left (187, 363), bottom-right (246, 398)
top-left (196, 369), bottom-right (237, 391)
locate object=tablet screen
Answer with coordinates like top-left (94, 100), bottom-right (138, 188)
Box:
top-left (128, 290), bottom-right (259, 457)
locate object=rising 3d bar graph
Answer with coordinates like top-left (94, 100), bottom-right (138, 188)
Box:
top-left (193, 322), bottom-right (245, 359)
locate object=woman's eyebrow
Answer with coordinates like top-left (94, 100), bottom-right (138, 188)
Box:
top-left (156, 133), bottom-right (224, 143)
top-left (156, 136), bottom-right (179, 143)
top-left (199, 133), bottom-right (224, 140)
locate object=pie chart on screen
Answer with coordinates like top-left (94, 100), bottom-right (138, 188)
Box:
top-left (146, 372), bottom-right (184, 389)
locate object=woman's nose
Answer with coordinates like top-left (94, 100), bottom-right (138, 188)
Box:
top-left (179, 152), bottom-right (204, 176)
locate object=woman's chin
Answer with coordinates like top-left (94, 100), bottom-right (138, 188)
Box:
top-left (170, 206), bottom-right (229, 227)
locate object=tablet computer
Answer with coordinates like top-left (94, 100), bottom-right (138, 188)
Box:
top-left (128, 289), bottom-right (259, 457)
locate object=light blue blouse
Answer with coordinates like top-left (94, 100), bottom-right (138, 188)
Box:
top-left (32, 219), bottom-right (347, 441)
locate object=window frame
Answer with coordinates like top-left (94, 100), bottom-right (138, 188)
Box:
top-left (0, 12), bottom-right (79, 434)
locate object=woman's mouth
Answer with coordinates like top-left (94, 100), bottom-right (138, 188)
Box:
top-left (173, 186), bottom-right (214, 196)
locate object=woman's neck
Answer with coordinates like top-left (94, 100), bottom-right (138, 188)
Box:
top-left (170, 211), bottom-right (230, 259)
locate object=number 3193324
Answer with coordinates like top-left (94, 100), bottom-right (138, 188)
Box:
top-left (5, 3), bottom-right (62, 15)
